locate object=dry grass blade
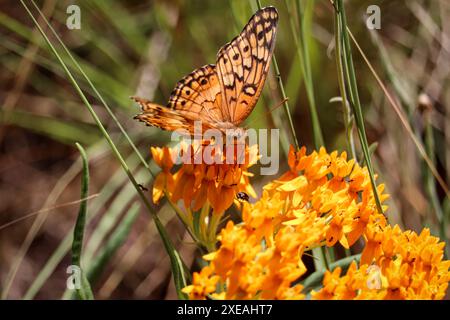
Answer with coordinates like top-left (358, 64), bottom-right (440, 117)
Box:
top-left (0, 194), bottom-right (99, 231)
top-left (347, 29), bottom-right (450, 199)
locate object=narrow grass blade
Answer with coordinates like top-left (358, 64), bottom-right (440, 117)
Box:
top-left (284, 0), bottom-right (324, 147)
top-left (346, 27), bottom-right (450, 200)
top-left (0, 109), bottom-right (100, 145)
top-left (0, 10), bottom-right (130, 107)
top-left (333, 12), bottom-right (356, 159)
top-left (20, 1), bottom-right (187, 299)
top-left (71, 143), bottom-right (94, 300)
top-left (424, 114), bottom-right (448, 258)
top-left (29, 0), bottom-right (155, 178)
top-left (255, 0), bottom-right (300, 150)
top-left (0, 11), bottom-right (32, 39)
top-left (334, 0), bottom-right (383, 214)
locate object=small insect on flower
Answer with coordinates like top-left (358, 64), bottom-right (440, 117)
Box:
top-left (236, 191), bottom-right (249, 202)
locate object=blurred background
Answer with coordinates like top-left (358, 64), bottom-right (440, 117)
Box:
top-left (0, 0), bottom-right (449, 299)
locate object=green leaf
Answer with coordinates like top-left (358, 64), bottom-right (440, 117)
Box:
top-left (71, 143), bottom-right (94, 300)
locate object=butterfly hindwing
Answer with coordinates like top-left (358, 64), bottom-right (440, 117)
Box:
top-left (133, 64), bottom-right (224, 133)
top-left (216, 6), bottom-right (278, 126)
top-left (167, 64), bottom-right (225, 123)
top-left (132, 97), bottom-right (194, 133)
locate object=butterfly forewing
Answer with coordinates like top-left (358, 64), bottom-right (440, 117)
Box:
top-left (167, 64), bottom-right (224, 123)
top-left (216, 6), bottom-right (278, 126)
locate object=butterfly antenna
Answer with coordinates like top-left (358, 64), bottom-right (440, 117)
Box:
top-left (244, 97), bottom-right (289, 129)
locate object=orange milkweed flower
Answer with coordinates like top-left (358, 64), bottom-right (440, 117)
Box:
top-left (312, 225), bottom-right (450, 300)
top-left (150, 146), bottom-right (175, 204)
top-left (181, 266), bottom-right (220, 300)
top-left (151, 142), bottom-right (257, 215)
top-left (177, 145), bottom-right (449, 300)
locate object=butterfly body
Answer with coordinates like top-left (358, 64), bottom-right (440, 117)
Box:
top-left (133, 7), bottom-right (278, 137)
top-left (236, 191), bottom-right (250, 202)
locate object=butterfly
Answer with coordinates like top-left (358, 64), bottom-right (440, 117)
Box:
top-left (132, 6), bottom-right (278, 135)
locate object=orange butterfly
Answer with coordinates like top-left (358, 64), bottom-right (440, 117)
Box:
top-left (132, 7), bottom-right (278, 135)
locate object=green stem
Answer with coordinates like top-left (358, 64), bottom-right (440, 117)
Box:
top-left (424, 113), bottom-right (448, 258)
top-left (206, 212), bottom-right (221, 252)
top-left (199, 203), bottom-right (210, 245)
top-left (335, 0), bottom-right (383, 214)
top-left (333, 10), bottom-right (356, 159)
top-left (256, 0), bottom-right (300, 150)
top-left (294, 0), bottom-right (324, 147)
top-left (282, 0), bottom-right (330, 268)
top-left (301, 254), bottom-right (361, 292)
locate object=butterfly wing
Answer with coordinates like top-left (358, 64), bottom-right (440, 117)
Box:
top-left (132, 97), bottom-right (195, 133)
top-left (134, 7), bottom-right (278, 132)
top-left (216, 6), bottom-right (278, 126)
top-left (133, 64), bottom-right (224, 134)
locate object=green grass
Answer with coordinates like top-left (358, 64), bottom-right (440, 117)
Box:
top-left (70, 143), bottom-right (94, 300)
top-left (18, 0), bottom-right (187, 299)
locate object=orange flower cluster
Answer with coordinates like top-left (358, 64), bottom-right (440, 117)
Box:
top-left (151, 142), bottom-right (257, 214)
top-left (312, 226), bottom-right (450, 299)
top-left (178, 145), bottom-right (449, 300)
top-left (182, 146), bottom-right (392, 299)
top-left (182, 210), bottom-right (324, 299)
top-left (268, 146), bottom-right (389, 248)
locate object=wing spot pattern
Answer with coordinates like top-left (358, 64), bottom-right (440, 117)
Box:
top-left (243, 84), bottom-right (256, 96)
top-left (257, 30), bottom-right (264, 40)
